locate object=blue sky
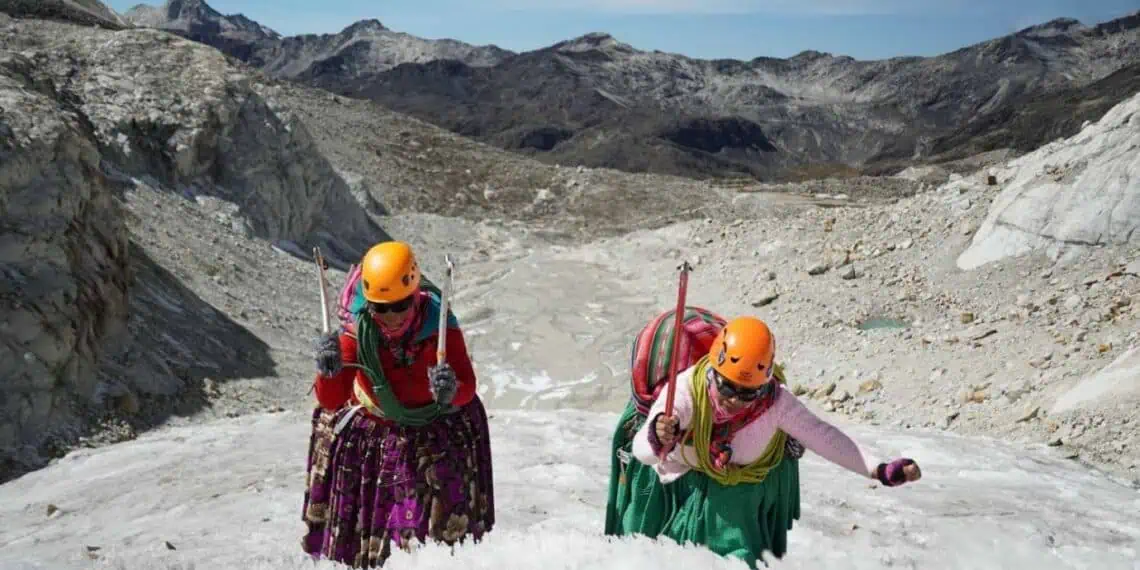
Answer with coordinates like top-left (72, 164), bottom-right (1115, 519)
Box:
top-left (105, 0), bottom-right (1139, 60)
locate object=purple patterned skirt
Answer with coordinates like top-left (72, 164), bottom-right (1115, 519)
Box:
top-left (301, 396), bottom-right (496, 567)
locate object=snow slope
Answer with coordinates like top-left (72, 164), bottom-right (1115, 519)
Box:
top-left (1, 409), bottom-right (1138, 570)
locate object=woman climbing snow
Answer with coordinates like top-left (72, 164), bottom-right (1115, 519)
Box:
top-left (628, 316), bottom-right (921, 568)
top-left (301, 241), bottom-right (494, 568)
top-left (604, 306), bottom-right (807, 537)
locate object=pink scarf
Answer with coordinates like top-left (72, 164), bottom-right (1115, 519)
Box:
top-left (701, 373), bottom-right (774, 470)
top-left (708, 378), bottom-right (761, 423)
top-left (373, 290), bottom-right (426, 341)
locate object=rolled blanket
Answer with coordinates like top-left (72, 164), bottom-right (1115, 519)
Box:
top-left (629, 306), bottom-right (725, 415)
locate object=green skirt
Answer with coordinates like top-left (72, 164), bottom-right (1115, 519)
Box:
top-left (604, 400), bottom-right (801, 569)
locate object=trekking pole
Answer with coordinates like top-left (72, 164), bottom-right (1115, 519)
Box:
top-left (436, 254), bottom-right (455, 363)
top-left (659, 260), bottom-right (692, 459)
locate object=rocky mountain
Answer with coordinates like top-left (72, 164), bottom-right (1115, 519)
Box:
top-left (893, 60), bottom-right (1140, 164)
top-left (122, 0), bottom-right (278, 60)
top-left (123, 1), bottom-right (1140, 181)
top-left (0, 0), bottom-right (721, 483)
top-left (0, 2), bottom-right (385, 481)
top-left (338, 16), bottom-right (1140, 181)
top-left (4, 0), bottom-right (1139, 498)
top-left (122, 0), bottom-right (512, 77)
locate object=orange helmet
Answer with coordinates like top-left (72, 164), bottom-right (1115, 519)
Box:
top-left (709, 316), bottom-right (776, 388)
top-left (359, 241), bottom-right (420, 303)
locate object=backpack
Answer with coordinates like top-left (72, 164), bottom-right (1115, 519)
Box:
top-left (629, 306), bottom-right (726, 415)
top-left (335, 263), bottom-right (364, 333)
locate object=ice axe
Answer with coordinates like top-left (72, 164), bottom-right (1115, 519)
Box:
top-left (436, 254), bottom-right (455, 364)
top-left (313, 247), bottom-right (332, 334)
top-left (309, 247), bottom-right (332, 396)
top-left (659, 260), bottom-right (693, 460)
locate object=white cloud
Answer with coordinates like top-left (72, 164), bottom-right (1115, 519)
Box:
top-left (495, 0), bottom-right (989, 16)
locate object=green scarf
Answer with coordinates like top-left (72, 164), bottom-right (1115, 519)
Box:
top-left (348, 311), bottom-right (451, 426)
top-left (682, 357), bottom-right (788, 486)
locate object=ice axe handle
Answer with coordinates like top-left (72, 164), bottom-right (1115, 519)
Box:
top-left (310, 247), bottom-right (331, 397)
top-left (314, 247), bottom-right (331, 335)
top-left (436, 255), bottom-right (455, 364)
top-left (659, 260), bottom-right (692, 460)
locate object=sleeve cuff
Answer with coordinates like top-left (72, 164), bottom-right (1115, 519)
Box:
top-left (649, 414), bottom-right (665, 454)
top-left (875, 462), bottom-right (893, 485)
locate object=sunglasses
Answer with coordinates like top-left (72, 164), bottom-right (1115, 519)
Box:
top-left (712, 370), bottom-right (771, 401)
top-left (369, 296), bottom-right (415, 314)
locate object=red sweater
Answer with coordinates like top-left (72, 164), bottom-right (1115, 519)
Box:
top-left (313, 326), bottom-right (478, 412)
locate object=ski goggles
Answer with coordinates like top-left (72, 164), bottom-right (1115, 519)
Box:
top-left (711, 369), bottom-right (772, 401)
top-left (369, 295), bottom-right (416, 314)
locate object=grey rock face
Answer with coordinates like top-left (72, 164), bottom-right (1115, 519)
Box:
top-left (23, 26), bottom-right (380, 250)
top-left (958, 91), bottom-right (1140, 270)
top-left (0, 51), bottom-right (130, 469)
top-left (0, 0), bottom-right (127, 29)
top-left (0, 13), bottom-right (384, 481)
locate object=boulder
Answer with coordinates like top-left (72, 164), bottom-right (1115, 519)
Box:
top-left (957, 92), bottom-right (1140, 270)
top-left (1051, 346), bottom-right (1140, 414)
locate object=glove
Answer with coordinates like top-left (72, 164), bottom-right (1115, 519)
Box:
top-left (876, 458), bottom-right (920, 487)
top-left (428, 363), bottom-right (458, 406)
top-left (784, 436), bottom-right (806, 459)
top-left (314, 332), bottom-right (342, 377)
top-left (648, 413), bottom-right (680, 455)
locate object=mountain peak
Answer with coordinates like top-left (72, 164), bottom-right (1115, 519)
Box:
top-left (121, 0), bottom-right (279, 38)
top-left (790, 49), bottom-right (833, 60)
top-left (342, 18), bottom-right (388, 34)
top-left (164, 0), bottom-right (220, 21)
top-left (577, 31), bottom-right (613, 42)
top-left (554, 32), bottom-right (632, 54)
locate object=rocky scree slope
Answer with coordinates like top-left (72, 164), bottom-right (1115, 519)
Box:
top-left (679, 95), bottom-right (1140, 481)
top-left (136, 3), bottom-right (1140, 181)
top-left (122, 0), bottom-right (511, 78)
top-left (711, 182), bottom-right (1140, 481)
top-left (0, 9), bottom-right (384, 483)
top-left (253, 77), bottom-right (741, 242)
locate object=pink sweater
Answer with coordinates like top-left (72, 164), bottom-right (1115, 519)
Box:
top-left (632, 366), bottom-right (879, 484)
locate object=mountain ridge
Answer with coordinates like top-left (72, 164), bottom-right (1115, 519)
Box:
top-left (91, 2), bottom-right (1140, 179)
